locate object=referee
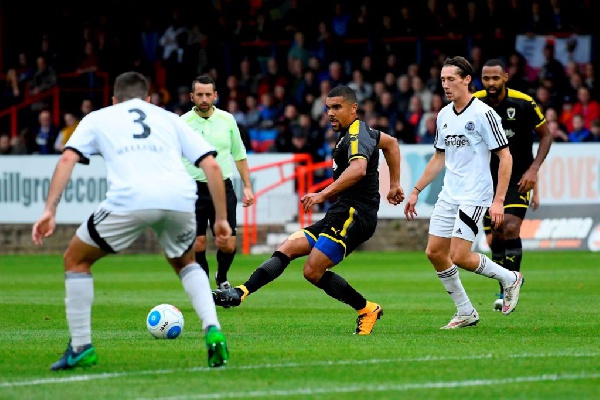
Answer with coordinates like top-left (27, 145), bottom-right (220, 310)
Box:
top-left (181, 75), bottom-right (254, 290)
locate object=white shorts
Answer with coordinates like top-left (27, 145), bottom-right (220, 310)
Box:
top-left (76, 208), bottom-right (196, 258)
top-left (428, 199), bottom-right (487, 242)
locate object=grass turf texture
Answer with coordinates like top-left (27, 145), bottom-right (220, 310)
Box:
top-left (0, 251), bottom-right (598, 399)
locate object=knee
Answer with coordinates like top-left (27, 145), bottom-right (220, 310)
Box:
top-left (302, 263), bottom-right (322, 285)
top-left (449, 249), bottom-right (469, 267)
top-left (194, 236), bottom-right (206, 252)
top-left (63, 247), bottom-right (89, 273)
top-left (426, 246), bottom-right (446, 264)
top-left (503, 221), bottom-right (521, 239)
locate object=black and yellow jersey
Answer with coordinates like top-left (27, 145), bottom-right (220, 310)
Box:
top-left (474, 88), bottom-right (545, 185)
top-left (331, 119), bottom-right (381, 210)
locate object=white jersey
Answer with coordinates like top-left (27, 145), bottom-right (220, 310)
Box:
top-left (434, 96), bottom-right (508, 207)
top-left (65, 98), bottom-right (216, 212)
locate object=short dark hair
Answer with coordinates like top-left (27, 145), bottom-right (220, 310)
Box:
top-left (442, 56), bottom-right (474, 79)
top-left (192, 75), bottom-right (216, 91)
top-left (113, 71), bottom-right (149, 102)
top-left (327, 85), bottom-right (358, 104)
top-left (483, 58), bottom-right (506, 71)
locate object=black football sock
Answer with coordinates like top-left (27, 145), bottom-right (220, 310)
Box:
top-left (314, 270), bottom-right (367, 311)
top-left (504, 238), bottom-right (523, 273)
top-left (243, 251), bottom-right (291, 294)
top-left (490, 239), bottom-right (505, 293)
top-left (216, 249), bottom-right (236, 283)
top-left (195, 250), bottom-right (209, 276)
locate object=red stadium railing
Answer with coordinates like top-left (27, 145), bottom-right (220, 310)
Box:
top-left (0, 71), bottom-right (110, 138)
top-left (296, 160), bottom-right (333, 227)
top-left (0, 86), bottom-right (61, 136)
top-left (242, 153), bottom-right (313, 255)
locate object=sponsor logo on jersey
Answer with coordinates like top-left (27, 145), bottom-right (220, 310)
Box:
top-left (444, 134), bottom-right (471, 148)
top-left (507, 107), bottom-right (516, 120)
top-left (504, 128), bottom-right (516, 138)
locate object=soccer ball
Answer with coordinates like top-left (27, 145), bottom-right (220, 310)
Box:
top-left (146, 304), bottom-right (185, 339)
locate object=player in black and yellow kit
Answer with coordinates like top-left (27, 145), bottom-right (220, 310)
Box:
top-left (475, 59), bottom-right (553, 310)
top-left (483, 181), bottom-right (540, 245)
top-left (212, 86), bottom-right (405, 335)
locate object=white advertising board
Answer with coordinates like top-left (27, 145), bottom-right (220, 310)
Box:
top-left (2, 144), bottom-right (599, 225)
top-left (0, 154), bottom-right (297, 224)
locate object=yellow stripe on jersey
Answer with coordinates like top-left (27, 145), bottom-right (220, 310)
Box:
top-left (507, 89), bottom-right (545, 123)
top-left (340, 207), bottom-right (355, 237)
top-left (349, 120), bottom-right (360, 135)
top-left (507, 89), bottom-right (534, 102)
top-left (349, 120), bottom-right (360, 155)
top-left (473, 90), bottom-right (486, 98)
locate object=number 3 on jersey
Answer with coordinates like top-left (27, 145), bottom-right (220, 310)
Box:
top-left (129, 108), bottom-right (151, 139)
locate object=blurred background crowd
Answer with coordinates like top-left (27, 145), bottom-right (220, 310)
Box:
top-left (0, 0), bottom-right (599, 159)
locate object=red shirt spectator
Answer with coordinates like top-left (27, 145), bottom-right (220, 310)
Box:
top-left (572, 86), bottom-right (600, 129)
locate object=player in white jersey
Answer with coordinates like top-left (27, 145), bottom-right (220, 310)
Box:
top-left (404, 57), bottom-right (524, 329)
top-left (32, 71), bottom-right (231, 370)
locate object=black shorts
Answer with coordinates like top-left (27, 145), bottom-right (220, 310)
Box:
top-left (303, 201), bottom-right (377, 264)
top-left (195, 179), bottom-right (238, 237)
top-left (504, 183), bottom-right (531, 219)
top-left (484, 183), bottom-right (531, 230)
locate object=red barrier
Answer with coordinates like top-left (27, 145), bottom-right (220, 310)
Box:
top-left (242, 153), bottom-right (313, 254)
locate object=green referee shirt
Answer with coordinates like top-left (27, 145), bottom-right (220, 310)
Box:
top-left (180, 106), bottom-right (247, 182)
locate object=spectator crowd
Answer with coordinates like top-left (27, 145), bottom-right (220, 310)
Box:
top-left (1, 0), bottom-right (599, 157)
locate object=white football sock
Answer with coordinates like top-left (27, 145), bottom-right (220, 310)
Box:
top-left (179, 263), bottom-right (220, 331)
top-left (65, 272), bottom-right (94, 348)
top-left (474, 253), bottom-right (517, 287)
top-left (437, 265), bottom-right (474, 315)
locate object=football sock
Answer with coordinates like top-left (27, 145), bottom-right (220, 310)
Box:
top-left (474, 253), bottom-right (517, 288)
top-left (65, 272), bottom-right (94, 348)
top-left (244, 251), bottom-right (291, 293)
top-left (490, 239), bottom-right (506, 293)
top-left (436, 265), bottom-right (473, 315)
top-left (490, 239), bottom-right (505, 266)
top-left (179, 263), bottom-right (219, 331)
top-left (216, 249), bottom-right (236, 283)
top-left (504, 238), bottom-right (523, 272)
top-left (315, 270), bottom-right (366, 311)
top-left (195, 250), bottom-right (209, 276)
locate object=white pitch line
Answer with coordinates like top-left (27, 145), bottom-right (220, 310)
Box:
top-left (0, 352), bottom-right (596, 389)
top-left (143, 372), bottom-right (600, 400)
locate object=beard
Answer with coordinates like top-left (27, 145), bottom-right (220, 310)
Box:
top-left (486, 86), bottom-right (503, 99)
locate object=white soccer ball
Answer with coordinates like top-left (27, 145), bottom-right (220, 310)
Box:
top-left (146, 303), bottom-right (185, 339)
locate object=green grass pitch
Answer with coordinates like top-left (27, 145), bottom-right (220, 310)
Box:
top-left (0, 251), bottom-right (598, 399)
